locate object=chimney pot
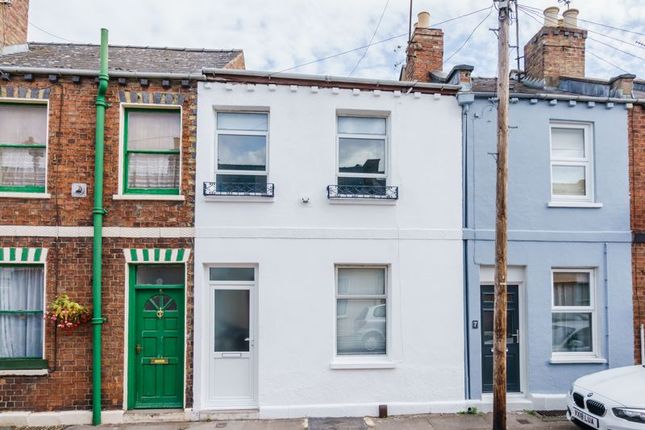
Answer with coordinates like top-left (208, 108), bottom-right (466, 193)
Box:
top-left (417, 11), bottom-right (430, 29)
top-left (543, 6), bottom-right (559, 27)
top-left (562, 9), bottom-right (579, 28)
top-left (400, 10), bottom-right (444, 82)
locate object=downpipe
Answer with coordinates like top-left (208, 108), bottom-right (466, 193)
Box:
top-left (92, 28), bottom-right (109, 426)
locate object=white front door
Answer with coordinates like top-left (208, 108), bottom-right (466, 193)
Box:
top-left (208, 268), bottom-right (256, 408)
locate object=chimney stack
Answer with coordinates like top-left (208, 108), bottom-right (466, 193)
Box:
top-left (523, 7), bottom-right (587, 86)
top-left (0, 0), bottom-right (29, 54)
top-left (401, 11), bottom-right (444, 82)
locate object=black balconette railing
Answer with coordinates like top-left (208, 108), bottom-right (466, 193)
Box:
top-left (327, 185), bottom-right (399, 200)
top-left (203, 182), bottom-right (274, 197)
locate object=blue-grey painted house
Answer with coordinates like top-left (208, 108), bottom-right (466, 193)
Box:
top-left (408, 6), bottom-right (638, 410)
top-left (451, 10), bottom-right (636, 410)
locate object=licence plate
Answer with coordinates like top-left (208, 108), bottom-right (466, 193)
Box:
top-left (573, 407), bottom-right (599, 428)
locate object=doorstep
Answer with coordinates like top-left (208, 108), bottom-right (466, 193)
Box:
top-left (123, 409), bottom-right (188, 423)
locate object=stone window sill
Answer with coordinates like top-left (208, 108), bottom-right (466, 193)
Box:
top-left (330, 357), bottom-right (396, 369)
top-left (113, 194), bottom-right (185, 201)
top-left (549, 356), bottom-right (607, 364)
top-left (547, 201), bottom-right (603, 208)
top-left (0, 192), bottom-right (51, 199)
top-left (0, 368), bottom-right (49, 376)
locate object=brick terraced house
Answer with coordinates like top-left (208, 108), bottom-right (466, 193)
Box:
top-left (0, 0), bottom-right (243, 425)
top-left (630, 81), bottom-right (645, 364)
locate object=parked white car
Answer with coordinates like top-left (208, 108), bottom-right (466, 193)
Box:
top-left (567, 365), bottom-right (645, 429)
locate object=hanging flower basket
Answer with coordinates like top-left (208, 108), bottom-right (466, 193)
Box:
top-left (45, 294), bottom-right (91, 331)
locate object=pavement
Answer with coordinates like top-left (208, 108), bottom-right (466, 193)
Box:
top-left (52, 412), bottom-right (577, 430)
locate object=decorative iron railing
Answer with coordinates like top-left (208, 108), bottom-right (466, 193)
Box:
top-left (203, 182), bottom-right (275, 197)
top-left (327, 185), bottom-right (399, 200)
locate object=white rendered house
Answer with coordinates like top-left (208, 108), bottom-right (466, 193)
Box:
top-left (193, 70), bottom-right (465, 418)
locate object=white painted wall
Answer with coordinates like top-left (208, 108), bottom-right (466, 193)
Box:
top-left (194, 81), bottom-right (465, 417)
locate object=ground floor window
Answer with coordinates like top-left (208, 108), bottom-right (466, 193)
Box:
top-left (0, 265), bottom-right (44, 362)
top-left (551, 269), bottom-right (595, 357)
top-left (336, 266), bottom-right (387, 356)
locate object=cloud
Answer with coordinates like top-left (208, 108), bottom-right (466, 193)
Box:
top-left (28, 0), bottom-right (644, 80)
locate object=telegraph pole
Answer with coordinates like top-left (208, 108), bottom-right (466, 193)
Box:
top-left (493, 1), bottom-right (511, 429)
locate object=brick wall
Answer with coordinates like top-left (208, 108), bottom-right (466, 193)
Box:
top-left (524, 26), bottom-right (587, 86)
top-left (630, 103), bottom-right (645, 364)
top-left (0, 236), bottom-right (194, 411)
top-left (401, 27), bottom-right (444, 82)
top-left (0, 76), bottom-right (196, 227)
top-left (0, 74), bottom-right (197, 412)
top-left (0, 0), bottom-right (29, 49)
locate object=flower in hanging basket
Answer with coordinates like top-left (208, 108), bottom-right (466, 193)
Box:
top-left (45, 294), bottom-right (91, 332)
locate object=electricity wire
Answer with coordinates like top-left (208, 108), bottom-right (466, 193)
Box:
top-left (272, 6), bottom-right (493, 74)
top-left (518, 6), bottom-right (645, 62)
top-left (517, 4), bottom-right (644, 51)
top-left (28, 20), bottom-right (79, 43)
top-left (349, 0), bottom-right (390, 76)
top-left (518, 2), bottom-right (645, 37)
top-left (444, 6), bottom-right (494, 65)
top-left (587, 51), bottom-right (632, 74)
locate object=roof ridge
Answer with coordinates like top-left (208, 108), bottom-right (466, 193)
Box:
top-left (27, 41), bottom-right (242, 53)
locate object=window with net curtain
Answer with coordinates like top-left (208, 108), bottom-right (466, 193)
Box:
top-left (0, 266), bottom-right (44, 360)
top-left (124, 109), bottom-right (181, 194)
top-left (551, 271), bottom-right (594, 354)
top-left (336, 267), bottom-right (387, 356)
top-left (0, 104), bottom-right (48, 192)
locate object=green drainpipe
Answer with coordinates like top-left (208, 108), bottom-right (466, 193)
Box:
top-left (92, 28), bottom-right (109, 426)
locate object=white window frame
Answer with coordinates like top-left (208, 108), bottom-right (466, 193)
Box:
top-left (549, 121), bottom-right (594, 203)
top-left (335, 113), bottom-right (389, 185)
top-left (0, 98), bottom-right (50, 199)
top-left (334, 265), bottom-right (390, 362)
top-left (115, 103), bottom-right (184, 201)
top-left (550, 268), bottom-right (599, 361)
top-left (214, 110), bottom-right (270, 183)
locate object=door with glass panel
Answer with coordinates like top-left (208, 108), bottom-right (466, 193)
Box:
top-left (208, 267), bottom-right (256, 407)
top-left (128, 264), bottom-right (184, 409)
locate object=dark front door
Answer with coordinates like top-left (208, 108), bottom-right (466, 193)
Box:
top-left (129, 265), bottom-right (185, 409)
top-left (481, 284), bottom-right (520, 393)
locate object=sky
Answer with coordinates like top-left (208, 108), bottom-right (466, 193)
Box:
top-left (28, 0), bottom-right (644, 80)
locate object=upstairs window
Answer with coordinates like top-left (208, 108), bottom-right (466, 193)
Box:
top-left (550, 123), bottom-right (593, 202)
top-left (215, 112), bottom-right (269, 194)
top-left (123, 109), bottom-right (181, 195)
top-left (337, 116), bottom-right (387, 188)
top-left (0, 103), bottom-right (48, 193)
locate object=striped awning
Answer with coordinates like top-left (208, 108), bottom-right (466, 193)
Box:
top-left (124, 248), bottom-right (191, 263)
top-left (0, 247), bottom-right (48, 263)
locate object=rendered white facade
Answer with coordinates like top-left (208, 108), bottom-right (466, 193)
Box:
top-left (194, 79), bottom-right (465, 418)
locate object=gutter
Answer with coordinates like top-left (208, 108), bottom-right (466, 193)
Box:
top-left (201, 68), bottom-right (462, 92)
top-left (473, 91), bottom-right (637, 104)
top-left (91, 28), bottom-right (109, 426)
top-left (0, 65), bottom-right (202, 80)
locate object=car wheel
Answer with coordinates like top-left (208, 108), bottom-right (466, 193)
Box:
top-left (363, 332), bottom-right (385, 352)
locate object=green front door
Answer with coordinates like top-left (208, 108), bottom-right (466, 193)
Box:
top-left (128, 265), bottom-right (184, 409)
